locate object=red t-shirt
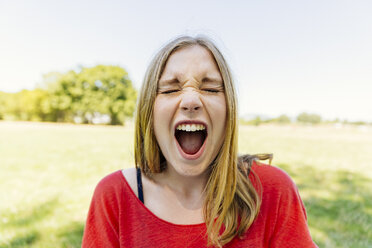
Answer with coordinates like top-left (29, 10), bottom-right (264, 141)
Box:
top-left (82, 163), bottom-right (318, 247)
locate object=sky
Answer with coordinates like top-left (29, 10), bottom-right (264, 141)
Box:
top-left (0, 0), bottom-right (371, 121)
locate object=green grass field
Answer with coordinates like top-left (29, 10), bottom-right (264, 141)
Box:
top-left (1, 121), bottom-right (371, 247)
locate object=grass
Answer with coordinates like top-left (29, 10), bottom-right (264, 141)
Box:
top-left (1, 121), bottom-right (371, 247)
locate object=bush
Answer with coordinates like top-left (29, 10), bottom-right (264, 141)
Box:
top-left (297, 112), bottom-right (322, 124)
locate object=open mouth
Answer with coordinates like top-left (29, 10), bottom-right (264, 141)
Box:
top-left (175, 123), bottom-right (207, 155)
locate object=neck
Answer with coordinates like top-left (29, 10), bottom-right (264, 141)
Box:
top-left (153, 164), bottom-right (209, 209)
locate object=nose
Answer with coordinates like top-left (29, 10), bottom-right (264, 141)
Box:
top-left (179, 90), bottom-right (202, 113)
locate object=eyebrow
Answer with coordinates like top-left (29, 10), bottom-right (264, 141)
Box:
top-left (159, 76), bottom-right (222, 86)
top-left (158, 77), bottom-right (179, 86)
top-left (202, 76), bottom-right (222, 83)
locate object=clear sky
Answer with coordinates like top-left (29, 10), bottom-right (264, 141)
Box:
top-left (1, 0), bottom-right (371, 121)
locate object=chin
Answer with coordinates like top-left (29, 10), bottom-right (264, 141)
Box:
top-left (165, 152), bottom-right (213, 178)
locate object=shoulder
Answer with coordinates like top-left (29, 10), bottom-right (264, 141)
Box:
top-left (92, 170), bottom-right (127, 200)
top-left (96, 170), bottom-right (123, 188)
top-left (250, 162), bottom-right (299, 196)
top-left (250, 162), bottom-right (309, 218)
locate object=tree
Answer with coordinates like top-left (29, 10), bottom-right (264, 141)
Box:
top-left (276, 114), bottom-right (291, 124)
top-left (0, 91), bottom-right (8, 120)
top-left (0, 92), bottom-right (7, 119)
top-left (297, 112), bottom-right (322, 124)
top-left (44, 65), bottom-right (137, 125)
top-left (267, 114), bottom-right (291, 124)
top-left (43, 70), bottom-right (77, 122)
top-left (0, 90), bottom-right (51, 121)
top-left (0, 91), bottom-right (23, 121)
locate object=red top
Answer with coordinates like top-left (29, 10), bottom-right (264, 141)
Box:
top-left (82, 163), bottom-right (318, 247)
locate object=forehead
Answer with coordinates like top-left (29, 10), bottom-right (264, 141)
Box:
top-left (160, 45), bottom-right (221, 79)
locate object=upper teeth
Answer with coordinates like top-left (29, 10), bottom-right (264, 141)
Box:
top-left (176, 124), bottom-right (206, 132)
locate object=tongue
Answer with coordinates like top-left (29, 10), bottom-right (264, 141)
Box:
top-left (178, 131), bottom-right (204, 154)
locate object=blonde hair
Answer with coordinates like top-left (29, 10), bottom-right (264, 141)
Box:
top-left (134, 35), bottom-right (263, 247)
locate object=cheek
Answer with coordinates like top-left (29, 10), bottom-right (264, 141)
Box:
top-left (153, 98), bottom-right (165, 139)
top-left (204, 94), bottom-right (227, 124)
top-left (153, 96), bottom-right (178, 138)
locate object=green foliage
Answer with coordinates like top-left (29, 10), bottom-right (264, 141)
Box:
top-left (263, 114), bottom-right (291, 124)
top-left (275, 114), bottom-right (291, 124)
top-left (344, 120), bottom-right (367, 125)
top-left (239, 116), bottom-right (263, 126)
top-left (0, 90), bottom-right (50, 121)
top-left (0, 92), bottom-right (7, 119)
top-left (251, 116), bottom-right (262, 126)
top-left (297, 112), bottom-right (322, 124)
top-left (43, 65), bottom-right (137, 125)
top-left (240, 115), bottom-right (291, 126)
top-left (0, 65), bottom-right (137, 125)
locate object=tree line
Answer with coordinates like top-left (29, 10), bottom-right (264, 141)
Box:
top-left (0, 65), bottom-right (137, 125)
top-left (240, 113), bottom-right (370, 126)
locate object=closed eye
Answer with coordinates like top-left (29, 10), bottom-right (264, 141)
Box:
top-left (161, 89), bottom-right (179, 94)
top-left (202, 88), bottom-right (222, 93)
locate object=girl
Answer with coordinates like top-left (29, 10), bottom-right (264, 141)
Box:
top-left (82, 36), bottom-right (317, 247)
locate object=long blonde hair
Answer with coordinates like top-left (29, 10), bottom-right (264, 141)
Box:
top-left (134, 35), bottom-right (263, 247)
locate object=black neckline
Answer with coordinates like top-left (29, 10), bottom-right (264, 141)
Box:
top-left (136, 167), bottom-right (144, 203)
